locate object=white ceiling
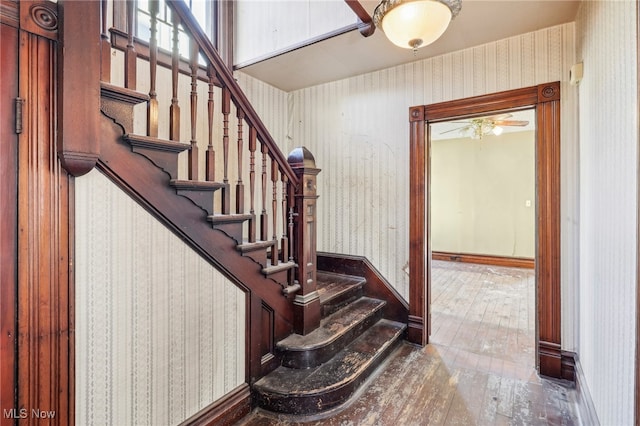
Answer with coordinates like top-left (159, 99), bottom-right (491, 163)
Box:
top-left (237, 0), bottom-right (581, 92)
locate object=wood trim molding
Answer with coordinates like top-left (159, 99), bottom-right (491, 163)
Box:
top-left (432, 252), bottom-right (535, 269)
top-left (409, 82), bottom-right (563, 379)
top-left (178, 384), bottom-right (251, 426)
top-left (561, 350), bottom-right (576, 383)
top-left (0, 21), bottom-right (19, 426)
top-left (17, 23), bottom-right (73, 424)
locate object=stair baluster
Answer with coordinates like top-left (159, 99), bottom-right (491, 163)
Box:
top-left (260, 144), bottom-right (269, 241)
top-left (147, 0), bottom-right (159, 138)
top-left (281, 174), bottom-right (289, 262)
top-left (124, 0), bottom-right (136, 90)
top-left (236, 108), bottom-right (245, 213)
top-left (271, 159), bottom-right (279, 265)
top-left (188, 39), bottom-right (199, 180)
top-left (100, 0), bottom-right (111, 82)
top-left (248, 127), bottom-right (257, 243)
top-left (221, 87), bottom-right (231, 214)
top-left (205, 65), bottom-right (215, 181)
top-left (169, 12), bottom-right (180, 141)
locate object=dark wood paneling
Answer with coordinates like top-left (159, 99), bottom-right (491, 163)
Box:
top-left (409, 82), bottom-right (563, 379)
top-left (17, 19), bottom-right (73, 425)
top-left (317, 252), bottom-right (409, 325)
top-left (0, 21), bottom-right (19, 426)
top-left (178, 383), bottom-right (251, 426)
top-left (432, 252), bottom-right (535, 269)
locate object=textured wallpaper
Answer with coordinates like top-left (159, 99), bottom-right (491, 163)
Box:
top-left (576, 1), bottom-right (638, 424)
top-left (75, 170), bottom-right (245, 425)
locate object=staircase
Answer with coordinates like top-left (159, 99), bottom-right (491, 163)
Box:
top-left (254, 271), bottom-right (406, 414)
top-left (69, 0), bottom-right (410, 419)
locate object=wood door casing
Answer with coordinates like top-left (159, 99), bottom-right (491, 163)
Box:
top-left (408, 82), bottom-right (563, 379)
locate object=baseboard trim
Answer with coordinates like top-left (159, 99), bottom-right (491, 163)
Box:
top-left (561, 350), bottom-right (576, 382)
top-left (572, 354), bottom-right (601, 425)
top-left (432, 251), bottom-right (535, 269)
top-left (179, 383), bottom-right (251, 426)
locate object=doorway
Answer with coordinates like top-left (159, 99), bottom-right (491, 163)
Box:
top-left (407, 82), bottom-right (564, 379)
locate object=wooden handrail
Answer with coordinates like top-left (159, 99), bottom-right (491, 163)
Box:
top-left (167, 0), bottom-right (299, 187)
top-left (344, 0), bottom-right (375, 37)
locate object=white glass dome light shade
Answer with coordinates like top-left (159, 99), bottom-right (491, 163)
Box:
top-left (380, 0), bottom-right (452, 49)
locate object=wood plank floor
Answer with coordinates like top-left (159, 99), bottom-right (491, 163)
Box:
top-left (237, 261), bottom-right (580, 425)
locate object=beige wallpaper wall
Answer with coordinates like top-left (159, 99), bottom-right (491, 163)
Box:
top-left (576, 1), bottom-right (638, 424)
top-left (430, 130), bottom-right (535, 258)
top-left (75, 169), bottom-right (246, 426)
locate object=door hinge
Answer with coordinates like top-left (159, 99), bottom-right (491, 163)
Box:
top-left (15, 97), bottom-right (24, 134)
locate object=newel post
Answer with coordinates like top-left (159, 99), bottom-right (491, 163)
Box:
top-left (288, 147), bottom-right (321, 335)
top-left (57, 0), bottom-right (101, 176)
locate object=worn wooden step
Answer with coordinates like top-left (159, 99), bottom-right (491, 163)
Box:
top-left (253, 319), bottom-right (406, 415)
top-left (207, 213), bottom-right (253, 243)
top-left (317, 271), bottom-right (366, 317)
top-left (123, 134), bottom-right (190, 179)
top-left (277, 297), bottom-right (386, 369)
top-left (169, 180), bottom-right (225, 215)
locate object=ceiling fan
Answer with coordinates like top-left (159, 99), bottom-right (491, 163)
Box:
top-left (440, 114), bottom-right (529, 139)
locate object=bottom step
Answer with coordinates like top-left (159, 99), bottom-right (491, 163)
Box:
top-left (253, 319), bottom-right (406, 415)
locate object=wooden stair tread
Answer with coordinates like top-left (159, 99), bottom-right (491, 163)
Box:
top-left (237, 240), bottom-right (275, 253)
top-left (253, 319), bottom-right (406, 414)
top-left (207, 213), bottom-right (253, 224)
top-left (169, 180), bottom-right (225, 191)
top-left (123, 134), bottom-right (190, 153)
top-left (316, 271), bottom-right (366, 306)
top-left (277, 297), bottom-right (385, 352)
top-left (100, 82), bottom-right (149, 105)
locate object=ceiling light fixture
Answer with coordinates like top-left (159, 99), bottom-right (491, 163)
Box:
top-left (373, 0), bottom-right (462, 51)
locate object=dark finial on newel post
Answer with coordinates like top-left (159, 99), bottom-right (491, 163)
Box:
top-left (287, 147), bottom-right (321, 335)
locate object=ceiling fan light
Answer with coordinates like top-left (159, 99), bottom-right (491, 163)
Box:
top-left (374, 0), bottom-right (461, 50)
top-left (492, 126), bottom-right (504, 136)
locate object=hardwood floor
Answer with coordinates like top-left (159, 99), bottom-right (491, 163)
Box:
top-left (238, 261), bottom-right (580, 425)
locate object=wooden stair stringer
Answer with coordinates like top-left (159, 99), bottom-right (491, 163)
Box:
top-left (97, 111), bottom-right (294, 332)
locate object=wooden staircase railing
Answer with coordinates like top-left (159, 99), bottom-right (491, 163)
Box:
top-left (93, 0), bottom-right (323, 335)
